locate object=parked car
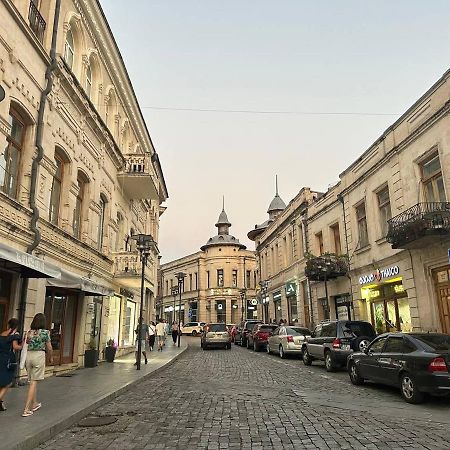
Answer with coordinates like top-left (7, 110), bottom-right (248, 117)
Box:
top-left (234, 320), bottom-right (263, 347)
top-left (180, 322), bottom-right (206, 336)
top-left (267, 326), bottom-right (311, 358)
top-left (247, 324), bottom-right (278, 351)
top-left (348, 332), bottom-right (450, 404)
top-left (302, 320), bottom-right (376, 372)
top-left (201, 323), bottom-right (231, 350)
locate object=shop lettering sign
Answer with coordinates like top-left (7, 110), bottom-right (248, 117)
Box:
top-left (358, 266), bottom-right (400, 285)
top-left (285, 281), bottom-right (296, 296)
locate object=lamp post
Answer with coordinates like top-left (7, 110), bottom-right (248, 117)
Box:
top-left (175, 272), bottom-right (186, 347)
top-left (239, 289), bottom-right (246, 321)
top-left (259, 280), bottom-right (269, 323)
top-left (131, 233), bottom-right (155, 371)
top-left (171, 286), bottom-right (179, 324)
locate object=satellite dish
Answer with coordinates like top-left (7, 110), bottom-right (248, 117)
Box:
top-left (0, 85), bottom-right (5, 102)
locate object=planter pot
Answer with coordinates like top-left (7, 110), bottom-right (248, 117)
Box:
top-left (105, 346), bottom-right (117, 363)
top-left (84, 349), bottom-right (99, 368)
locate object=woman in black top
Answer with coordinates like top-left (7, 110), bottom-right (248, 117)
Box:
top-left (0, 318), bottom-right (22, 411)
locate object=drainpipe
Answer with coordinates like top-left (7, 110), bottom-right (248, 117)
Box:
top-left (301, 216), bottom-right (314, 328)
top-left (16, 1), bottom-right (61, 370)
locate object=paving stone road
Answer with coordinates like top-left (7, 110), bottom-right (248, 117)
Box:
top-left (39, 338), bottom-right (450, 450)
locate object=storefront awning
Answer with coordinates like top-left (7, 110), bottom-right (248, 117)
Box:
top-left (0, 242), bottom-right (61, 279)
top-left (47, 269), bottom-right (114, 296)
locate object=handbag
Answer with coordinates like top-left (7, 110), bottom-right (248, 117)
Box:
top-left (19, 331), bottom-right (29, 370)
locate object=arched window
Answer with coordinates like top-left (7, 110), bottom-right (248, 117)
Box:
top-left (85, 64), bottom-right (92, 99)
top-left (73, 171), bottom-right (87, 239)
top-left (0, 110), bottom-right (25, 198)
top-left (97, 195), bottom-right (107, 250)
top-left (49, 153), bottom-right (64, 225)
top-left (64, 29), bottom-right (75, 70)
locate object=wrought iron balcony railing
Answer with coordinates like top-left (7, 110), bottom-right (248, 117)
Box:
top-left (387, 202), bottom-right (450, 249)
top-left (305, 253), bottom-right (348, 282)
top-left (28, 1), bottom-right (46, 43)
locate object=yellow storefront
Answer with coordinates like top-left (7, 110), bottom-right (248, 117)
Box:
top-left (359, 265), bottom-right (412, 334)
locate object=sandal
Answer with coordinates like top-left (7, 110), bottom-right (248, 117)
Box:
top-left (32, 403), bottom-right (42, 412)
top-left (22, 410), bottom-right (33, 417)
top-left (0, 401), bottom-right (6, 412)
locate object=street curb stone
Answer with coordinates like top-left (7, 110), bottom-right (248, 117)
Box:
top-left (11, 345), bottom-right (188, 450)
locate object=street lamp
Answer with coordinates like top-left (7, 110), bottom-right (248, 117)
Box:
top-left (131, 233), bottom-right (155, 370)
top-left (175, 272), bottom-right (186, 347)
top-left (171, 286), bottom-right (179, 324)
top-left (239, 289), bottom-right (246, 321)
top-left (259, 280), bottom-right (269, 323)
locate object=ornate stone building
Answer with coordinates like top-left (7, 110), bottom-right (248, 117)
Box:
top-left (158, 206), bottom-right (257, 325)
top-left (0, 0), bottom-right (167, 372)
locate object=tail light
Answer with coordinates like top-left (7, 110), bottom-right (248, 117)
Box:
top-left (286, 335), bottom-right (294, 343)
top-left (428, 357), bottom-right (448, 373)
top-left (332, 338), bottom-right (341, 349)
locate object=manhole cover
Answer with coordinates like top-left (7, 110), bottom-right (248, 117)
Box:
top-left (78, 416), bottom-right (118, 427)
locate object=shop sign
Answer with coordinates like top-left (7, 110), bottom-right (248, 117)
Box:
top-left (249, 298), bottom-right (258, 306)
top-left (285, 281), bottom-right (296, 296)
top-left (120, 287), bottom-right (134, 299)
top-left (358, 266), bottom-right (400, 285)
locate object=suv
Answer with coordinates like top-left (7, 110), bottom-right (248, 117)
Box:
top-left (180, 322), bottom-right (206, 336)
top-left (302, 320), bottom-right (376, 372)
top-left (201, 323), bottom-right (231, 350)
top-left (234, 320), bottom-right (263, 347)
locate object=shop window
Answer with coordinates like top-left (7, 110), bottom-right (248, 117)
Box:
top-left (356, 202), bottom-right (369, 248)
top-left (216, 301), bottom-right (226, 322)
top-left (330, 223), bottom-right (341, 254)
top-left (106, 296), bottom-right (121, 347)
top-left (49, 153), bottom-right (64, 225)
top-left (1, 111), bottom-right (25, 199)
top-left (64, 29), bottom-right (75, 70)
top-left (288, 296), bottom-right (298, 324)
top-left (421, 153), bottom-right (446, 202)
top-left (232, 269), bottom-right (238, 287)
top-left (316, 232), bottom-right (324, 255)
top-left (377, 186), bottom-right (391, 237)
top-left (122, 299), bottom-right (136, 346)
top-left (217, 269), bottom-right (224, 287)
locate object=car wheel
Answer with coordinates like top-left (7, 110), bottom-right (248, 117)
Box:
top-left (400, 372), bottom-right (425, 404)
top-left (348, 361), bottom-right (364, 385)
top-left (325, 351), bottom-right (335, 372)
top-left (279, 345), bottom-right (286, 359)
top-left (226, 343), bottom-right (231, 350)
top-left (302, 348), bottom-right (313, 366)
top-left (351, 336), bottom-right (371, 352)
top-left (192, 330), bottom-right (197, 337)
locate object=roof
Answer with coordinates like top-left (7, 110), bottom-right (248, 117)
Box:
top-left (201, 234), bottom-right (246, 251)
top-left (216, 209), bottom-right (231, 227)
top-left (267, 194), bottom-right (286, 213)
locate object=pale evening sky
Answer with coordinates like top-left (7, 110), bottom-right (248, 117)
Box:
top-left (101, 0), bottom-right (450, 263)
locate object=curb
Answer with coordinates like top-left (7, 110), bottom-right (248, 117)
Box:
top-left (12, 344), bottom-right (189, 450)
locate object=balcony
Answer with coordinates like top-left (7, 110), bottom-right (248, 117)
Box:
top-left (28, 1), bottom-right (46, 43)
top-left (387, 202), bottom-right (450, 249)
top-left (117, 154), bottom-right (158, 201)
top-left (112, 251), bottom-right (154, 289)
top-left (305, 253), bottom-right (348, 282)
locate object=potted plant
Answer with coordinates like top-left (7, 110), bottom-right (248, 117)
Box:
top-left (84, 337), bottom-right (99, 368)
top-left (105, 338), bottom-right (117, 363)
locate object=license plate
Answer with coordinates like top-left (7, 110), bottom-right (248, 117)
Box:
top-left (342, 344), bottom-right (350, 350)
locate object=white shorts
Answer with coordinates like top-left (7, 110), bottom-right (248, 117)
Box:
top-left (135, 339), bottom-right (147, 351)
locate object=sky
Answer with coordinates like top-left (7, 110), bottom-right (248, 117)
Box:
top-left (101, 0), bottom-right (450, 263)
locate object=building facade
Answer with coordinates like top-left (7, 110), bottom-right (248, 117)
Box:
top-left (0, 0), bottom-right (167, 373)
top-left (250, 69), bottom-right (450, 334)
top-left (158, 207), bottom-right (257, 325)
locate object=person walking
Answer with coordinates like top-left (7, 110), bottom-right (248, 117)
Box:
top-left (171, 321), bottom-right (179, 345)
top-left (134, 317), bottom-right (149, 365)
top-left (163, 319), bottom-right (169, 346)
top-left (155, 318), bottom-right (166, 351)
top-left (148, 321), bottom-right (156, 351)
top-left (23, 313), bottom-right (52, 418)
top-left (0, 318), bottom-right (22, 412)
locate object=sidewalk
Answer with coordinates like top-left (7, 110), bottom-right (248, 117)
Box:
top-left (0, 342), bottom-right (188, 450)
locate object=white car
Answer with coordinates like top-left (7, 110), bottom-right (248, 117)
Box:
top-left (180, 322), bottom-right (206, 336)
top-left (267, 326), bottom-right (311, 358)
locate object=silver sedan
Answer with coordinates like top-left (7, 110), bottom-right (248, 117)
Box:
top-left (267, 326), bottom-right (311, 358)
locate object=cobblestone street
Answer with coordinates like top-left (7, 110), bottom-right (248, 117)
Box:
top-left (39, 338), bottom-right (450, 450)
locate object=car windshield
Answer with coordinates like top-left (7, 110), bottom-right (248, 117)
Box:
top-left (288, 327), bottom-right (310, 336)
top-left (412, 334), bottom-right (450, 351)
top-left (342, 322), bottom-right (375, 338)
top-left (259, 325), bottom-right (278, 332)
top-left (208, 324), bottom-right (227, 332)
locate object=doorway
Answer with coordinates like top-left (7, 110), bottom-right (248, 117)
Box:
top-left (434, 267), bottom-right (450, 333)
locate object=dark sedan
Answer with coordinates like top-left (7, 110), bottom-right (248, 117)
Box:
top-left (347, 332), bottom-right (450, 403)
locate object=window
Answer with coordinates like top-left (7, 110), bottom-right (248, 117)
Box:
top-left (195, 272), bottom-right (198, 290)
top-left (0, 111), bottom-right (24, 198)
top-left (217, 269), bottom-right (224, 287)
top-left (421, 153), bottom-right (446, 202)
top-left (330, 223), bottom-right (341, 254)
top-left (207, 271), bottom-right (210, 288)
top-left (246, 270), bottom-right (251, 289)
top-left (85, 64), bottom-right (92, 99)
top-left (97, 196), bottom-right (106, 250)
top-left (368, 336), bottom-right (387, 353)
top-left (49, 154), bottom-right (63, 225)
top-left (64, 29), bottom-right (75, 70)
top-left (232, 270), bottom-right (238, 287)
top-left (73, 173), bottom-right (85, 239)
top-left (189, 274), bottom-right (192, 291)
top-left (356, 202), bottom-right (369, 248)
top-left (316, 232), bottom-right (324, 255)
top-left (383, 337), bottom-right (406, 354)
top-left (377, 186), bottom-right (391, 237)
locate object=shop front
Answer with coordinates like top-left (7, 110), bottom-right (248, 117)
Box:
top-left (188, 301), bottom-right (198, 322)
top-left (359, 265), bottom-right (412, 334)
top-left (273, 292), bottom-right (282, 323)
top-left (216, 299), bottom-right (226, 322)
top-left (246, 298), bottom-right (258, 320)
top-left (334, 294), bottom-right (352, 321)
top-left (285, 281), bottom-right (298, 325)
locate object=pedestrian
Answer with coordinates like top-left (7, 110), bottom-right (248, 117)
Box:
top-left (134, 317), bottom-right (149, 365)
top-left (163, 319), bottom-right (169, 346)
top-left (148, 321), bottom-right (156, 351)
top-left (171, 321), bottom-right (178, 345)
top-left (0, 318), bottom-right (22, 412)
top-left (23, 313), bottom-right (53, 418)
top-left (155, 318), bottom-right (166, 351)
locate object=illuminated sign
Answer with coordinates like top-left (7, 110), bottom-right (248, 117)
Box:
top-left (358, 266), bottom-right (400, 285)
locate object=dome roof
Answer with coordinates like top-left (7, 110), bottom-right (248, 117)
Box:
top-left (201, 234), bottom-right (246, 251)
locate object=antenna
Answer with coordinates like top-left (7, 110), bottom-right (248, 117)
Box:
top-left (222, 195), bottom-right (225, 211)
top-left (275, 175), bottom-right (279, 196)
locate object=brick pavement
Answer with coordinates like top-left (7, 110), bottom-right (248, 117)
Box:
top-left (38, 338), bottom-right (450, 450)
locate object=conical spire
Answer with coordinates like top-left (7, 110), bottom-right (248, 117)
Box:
top-left (267, 175), bottom-right (286, 216)
top-left (215, 196), bottom-right (231, 234)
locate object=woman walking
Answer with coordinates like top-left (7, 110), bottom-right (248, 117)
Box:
top-left (23, 313), bottom-right (52, 418)
top-left (148, 321), bottom-right (156, 351)
top-left (171, 321), bottom-right (179, 345)
top-left (0, 318), bottom-right (22, 412)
